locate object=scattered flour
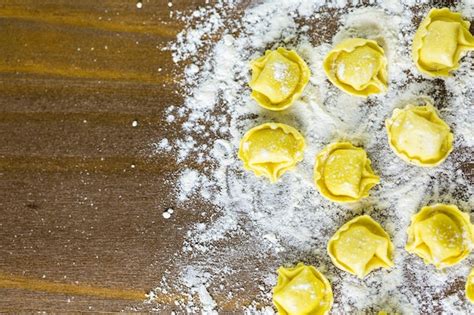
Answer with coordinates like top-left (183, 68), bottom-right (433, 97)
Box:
top-left (177, 169), bottom-right (202, 202)
top-left (152, 138), bottom-right (171, 153)
top-left (152, 0), bottom-right (474, 313)
top-left (181, 266), bottom-right (217, 313)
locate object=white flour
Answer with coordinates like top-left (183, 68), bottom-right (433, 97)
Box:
top-left (152, 0), bottom-right (474, 313)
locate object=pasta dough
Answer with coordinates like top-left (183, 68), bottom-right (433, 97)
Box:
top-left (249, 48), bottom-right (310, 111)
top-left (273, 263), bottom-right (333, 315)
top-left (328, 215), bottom-right (394, 278)
top-left (238, 123), bottom-right (305, 183)
top-left (406, 204), bottom-right (474, 269)
top-left (413, 8), bottom-right (474, 77)
top-left (323, 38), bottom-right (388, 97)
top-left (385, 102), bottom-right (453, 167)
top-left (314, 142), bottom-right (379, 202)
top-left (467, 269), bottom-right (474, 303)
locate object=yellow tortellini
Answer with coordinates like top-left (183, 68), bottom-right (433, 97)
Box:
top-left (323, 38), bottom-right (388, 97)
top-left (406, 204), bottom-right (474, 269)
top-left (328, 215), bottom-right (394, 278)
top-left (238, 123), bottom-right (305, 183)
top-left (314, 142), bottom-right (380, 202)
top-left (385, 102), bottom-right (453, 167)
top-left (273, 263), bottom-right (333, 315)
top-left (249, 47), bottom-right (311, 111)
top-left (467, 269), bottom-right (474, 303)
top-left (413, 8), bottom-right (474, 77)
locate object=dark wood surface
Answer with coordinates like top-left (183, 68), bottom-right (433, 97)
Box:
top-left (1, 1), bottom-right (472, 313)
top-left (0, 0), bottom-right (203, 312)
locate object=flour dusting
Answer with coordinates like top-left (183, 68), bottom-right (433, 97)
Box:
top-left (151, 0), bottom-right (474, 313)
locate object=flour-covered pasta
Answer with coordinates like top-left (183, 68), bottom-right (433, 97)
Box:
top-left (273, 263), bottom-right (333, 315)
top-left (249, 48), bottom-right (310, 111)
top-left (314, 142), bottom-right (379, 202)
top-left (238, 123), bottom-right (305, 182)
top-left (406, 204), bottom-right (474, 269)
top-left (386, 102), bottom-right (453, 167)
top-left (323, 38), bottom-right (388, 97)
top-left (413, 8), bottom-right (474, 77)
top-left (328, 215), bottom-right (394, 278)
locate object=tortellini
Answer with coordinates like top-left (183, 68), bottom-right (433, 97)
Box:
top-left (238, 123), bottom-right (305, 183)
top-left (249, 47), bottom-right (311, 111)
top-left (385, 103), bottom-right (453, 167)
top-left (314, 142), bottom-right (379, 202)
top-left (328, 215), bottom-right (394, 278)
top-left (467, 269), bottom-right (474, 303)
top-left (273, 263), bottom-right (333, 315)
top-left (323, 38), bottom-right (388, 97)
top-left (406, 204), bottom-right (474, 269)
top-left (413, 8), bottom-right (474, 77)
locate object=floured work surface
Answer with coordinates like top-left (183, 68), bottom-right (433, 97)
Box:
top-left (0, 0), bottom-right (473, 314)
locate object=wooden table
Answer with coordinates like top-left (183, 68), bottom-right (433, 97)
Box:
top-left (0, 0), bottom-right (204, 312)
top-left (1, 1), bottom-right (473, 313)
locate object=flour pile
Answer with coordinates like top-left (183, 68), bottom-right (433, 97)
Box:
top-left (153, 0), bottom-right (474, 313)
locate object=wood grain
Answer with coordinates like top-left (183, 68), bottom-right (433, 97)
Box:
top-left (1, 1), bottom-right (472, 313)
top-left (0, 0), bottom-right (203, 312)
